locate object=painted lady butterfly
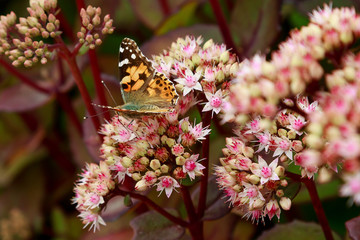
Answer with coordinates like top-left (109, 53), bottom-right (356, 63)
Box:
top-left (99, 38), bottom-right (179, 117)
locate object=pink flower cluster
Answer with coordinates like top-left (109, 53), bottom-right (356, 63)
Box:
top-left (152, 36), bottom-right (239, 118)
top-left (72, 162), bottom-right (115, 232)
top-left (214, 101), bottom-right (312, 222)
top-left (224, 5), bottom-right (360, 122)
top-left (304, 52), bottom-right (360, 204)
top-left (99, 113), bottom-right (209, 196)
top-left (74, 112), bottom-right (210, 231)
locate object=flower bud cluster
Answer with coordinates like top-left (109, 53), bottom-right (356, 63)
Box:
top-left (0, 0), bottom-right (59, 67)
top-left (215, 136), bottom-right (290, 223)
top-left (73, 113), bottom-right (210, 231)
top-left (77, 6), bottom-right (114, 49)
top-left (152, 36), bottom-right (239, 117)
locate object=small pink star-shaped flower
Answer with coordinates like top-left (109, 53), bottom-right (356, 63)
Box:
top-left (175, 69), bottom-right (202, 96)
top-left (203, 89), bottom-right (224, 117)
top-left (251, 156), bottom-right (280, 184)
top-left (182, 154), bottom-right (205, 180)
top-left (156, 176), bottom-right (180, 198)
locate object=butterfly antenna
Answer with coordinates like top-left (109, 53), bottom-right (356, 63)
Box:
top-left (101, 80), bottom-right (118, 106)
top-left (83, 108), bottom-right (111, 120)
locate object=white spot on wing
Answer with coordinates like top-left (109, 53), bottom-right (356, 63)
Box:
top-left (119, 47), bottom-right (124, 53)
top-left (119, 58), bottom-right (129, 67)
top-left (131, 53), bottom-right (136, 59)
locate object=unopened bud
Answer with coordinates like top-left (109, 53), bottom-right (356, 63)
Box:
top-left (134, 179), bottom-right (147, 191)
top-left (275, 166), bottom-right (285, 177)
top-left (121, 156), bottom-right (132, 168)
top-left (276, 189), bottom-right (284, 197)
top-left (176, 156), bottom-right (186, 165)
top-left (160, 164), bottom-right (169, 173)
top-left (150, 159), bottom-right (161, 170)
top-left (248, 174), bottom-right (260, 184)
top-left (279, 197), bottom-right (291, 210)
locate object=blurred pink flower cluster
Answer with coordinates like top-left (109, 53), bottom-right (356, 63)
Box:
top-left (214, 4), bottom-right (360, 223)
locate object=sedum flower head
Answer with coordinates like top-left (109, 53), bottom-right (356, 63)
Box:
top-left (74, 112), bottom-right (210, 231)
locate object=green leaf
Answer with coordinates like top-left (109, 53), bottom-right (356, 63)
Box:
top-left (283, 179), bottom-right (302, 200)
top-left (78, 44), bottom-right (89, 56)
top-left (156, 1), bottom-right (198, 35)
top-left (257, 220), bottom-right (341, 240)
top-left (130, 0), bottom-right (188, 30)
top-left (124, 194), bottom-right (133, 207)
top-left (51, 208), bottom-right (67, 236)
top-left (230, 0), bottom-right (282, 57)
top-left (130, 210), bottom-right (185, 240)
top-left (292, 179), bottom-right (341, 204)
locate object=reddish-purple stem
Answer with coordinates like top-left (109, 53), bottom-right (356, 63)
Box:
top-left (56, 38), bottom-right (102, 137)
top-left (88, 49), bottom-right (111, 120)
top-left (180, 185), bottom-right (197, 223)
top-left (71, 42), bottom-right (84, 57)
top-left (209, 0), bottom-right (240, 57)
top-left (75, 0), bottom-right (86, 12)
top-left (0, 58), bottom-right (50, 94)
top-left (114, 188), bottom-right (188, 227)
top-left (197, 111), bottom-right (211, 218)
top-left (56, 92), bottom-right (83, 135)
top-left (158, 0), bottom-right (171, 16)
top-left (286, 172), bottom-right (334, 240)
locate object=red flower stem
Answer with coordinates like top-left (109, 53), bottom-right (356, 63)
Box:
top-left (197, 111), bottom-right (211, 217)
top-left (88, 49), bottom-right (110, 121)
top-left (181, 185), bottom-right (204, 239)
top-left (286, 172), bottom-right (334, 240)
top-left (56, 39), bottom-right (102, 137)
top-left (209, 0), bottom-right (240, 57)
top-left (158, 0), bottom-right (171, 16)
top-left (55, 58), bottom-right (82, 134)
top-left (115, 188), bottom-right (188, 227)
top-left (75, 0), bottom-right (86, 12)
top-left (188, 223), bottom-right (204, 240)
top-left (0, 58), bottom-right (50, 94)
top-left (56, 92), bottom-right (83, 135)
top-left (71, 42), bottom-right (84, 57)
top-left (180, 185), bottom-right (197, 223)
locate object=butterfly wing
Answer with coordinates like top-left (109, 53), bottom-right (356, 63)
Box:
top-left (118, 38), bottom-right (178, 108)
top-left (118, 38), bottom-right (154, 104)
